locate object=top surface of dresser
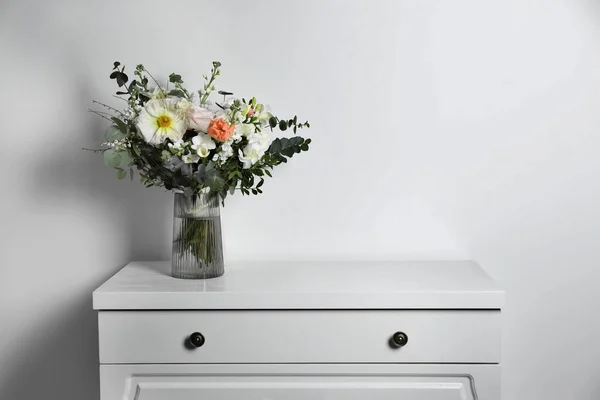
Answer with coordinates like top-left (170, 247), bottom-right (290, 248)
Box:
top-left (93, 260), bottom-right (503, 310)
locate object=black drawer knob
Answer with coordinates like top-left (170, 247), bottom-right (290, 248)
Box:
top-left (189, 332), bottom-right (205, 348)
top-left (391, 331), bottom-right (408, 348)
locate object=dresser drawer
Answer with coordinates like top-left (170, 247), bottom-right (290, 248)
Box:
top-left (99, 310), bottom-right (500, 364)
top-left (100, 364), bottom-right (501, 400)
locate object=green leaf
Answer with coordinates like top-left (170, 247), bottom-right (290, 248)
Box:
top-left (105, 125), bottom-right (125, 141)
top-left (289, 136), bottom-right (304, 146)
top-left (164, 156), bottom-right (184, 172)
top-left (278, 120), bottom-right (288, 131)
top-left (219, 190), bottom-right (228, 205)
top-left (265, 169), bottom-right (272, 177)
top-left (269, 116), bottom-right (278, 128)
top-left (169, 73), bottom-right (182, 83)
top-left (168, 89), bottom-right (185, 97)
top-left (281, 147), bottom-right (295, 157)
top-left (181, 163), bottom-right (193, 177)
top-left (117, 150), bottom-right (133, 167)
top-left (269, 138), bottom-right (282, 154)
top-left (116, 168), bottom-right (127, 180)
top-left (116, 72), bottom-right (128, 87)
top-left (300, 143), bottom-right (309, 151)
top-left (257, 178), bottom-right (264, 188)
top-left (207, 175), bottom-right (225, 193)
top-left (193, 164), bottom-right (207, 183)
top-left (110, 117), bottom-right (128, 133)
top-left (228, 170), bottom-right (243, 180)
top-left (103, 149), bottom-right (122, 168)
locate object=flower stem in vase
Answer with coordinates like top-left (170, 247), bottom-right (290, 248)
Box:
top-left (172, 192), bottom-right (224, 279)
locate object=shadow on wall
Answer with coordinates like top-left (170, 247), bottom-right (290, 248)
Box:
top-left (0, 52), bottom-right (171, 400)
top-left (1, 283), bottom-right (104, 400)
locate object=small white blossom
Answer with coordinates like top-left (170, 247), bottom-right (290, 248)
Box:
top-left (168, 140), bottom-right (185, 150)
top-left (191, 133), bottom-right (216, 158)
top-left (182, 153), bottom-right (200, 164)
top-left (218, 141), bottom-right (234, 162)
top-left (168, 140), bottom-right (186, 156)
top-left (238, 149), bottom-right (252, 169)
top-left (102, 139), bottom-right (131, 151)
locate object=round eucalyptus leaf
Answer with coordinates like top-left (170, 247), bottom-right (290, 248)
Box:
top-left (269, 116), bottom-right (278, 128)
top-left (103, 149), bottom-right (122, 168)
top-left (116, 150), bottom-right (134, 166)
top-left (105, 125), bottom-right (125, 141)
top-left (116, 169), bottom-right (127, 180)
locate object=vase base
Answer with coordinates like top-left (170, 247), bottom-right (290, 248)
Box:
top-left (171, 268), bottom-right (225, 280)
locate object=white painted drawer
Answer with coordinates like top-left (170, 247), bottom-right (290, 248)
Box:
top-left (99, 310), bottom-right (500, 364)
top-left (100, 364), bottom-right (501, 400)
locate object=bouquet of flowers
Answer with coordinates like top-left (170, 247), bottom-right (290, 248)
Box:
top-left (88, 61), bottom-right (311, 279)
top-left (89, 61), bottom-right (310, 202)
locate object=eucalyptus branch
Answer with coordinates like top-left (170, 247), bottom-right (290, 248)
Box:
top-left (174, 81), bottom-right (191, 100)
top-left (141, 67), bottom-right (167, 98)
top-left (81, 147), bottom-right (106, 153)
top-left (92, 100), bottom-right (125, 116)
top-left (87, 109), bottom-right (112, 122)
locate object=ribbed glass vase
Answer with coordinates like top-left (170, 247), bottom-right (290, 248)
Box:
top-left (171, 191), bottom-right (224, 279)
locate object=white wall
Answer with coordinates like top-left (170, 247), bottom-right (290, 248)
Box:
top-left (1, 0), bottom-right (599, 398)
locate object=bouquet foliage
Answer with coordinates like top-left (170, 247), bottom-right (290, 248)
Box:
top-left (89, 61), bottom-right (311, 204)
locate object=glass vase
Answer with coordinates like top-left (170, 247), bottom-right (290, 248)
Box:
top-left (171, 191), bottom-right (224, 279)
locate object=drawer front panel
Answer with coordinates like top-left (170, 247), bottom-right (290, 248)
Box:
top-left (100, 364), bottom-right (501, 400)
top-left (99, 310), bottom-right (500, 364)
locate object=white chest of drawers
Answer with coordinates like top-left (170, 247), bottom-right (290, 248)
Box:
top-left (93, 260), bottom-right (504, 400)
